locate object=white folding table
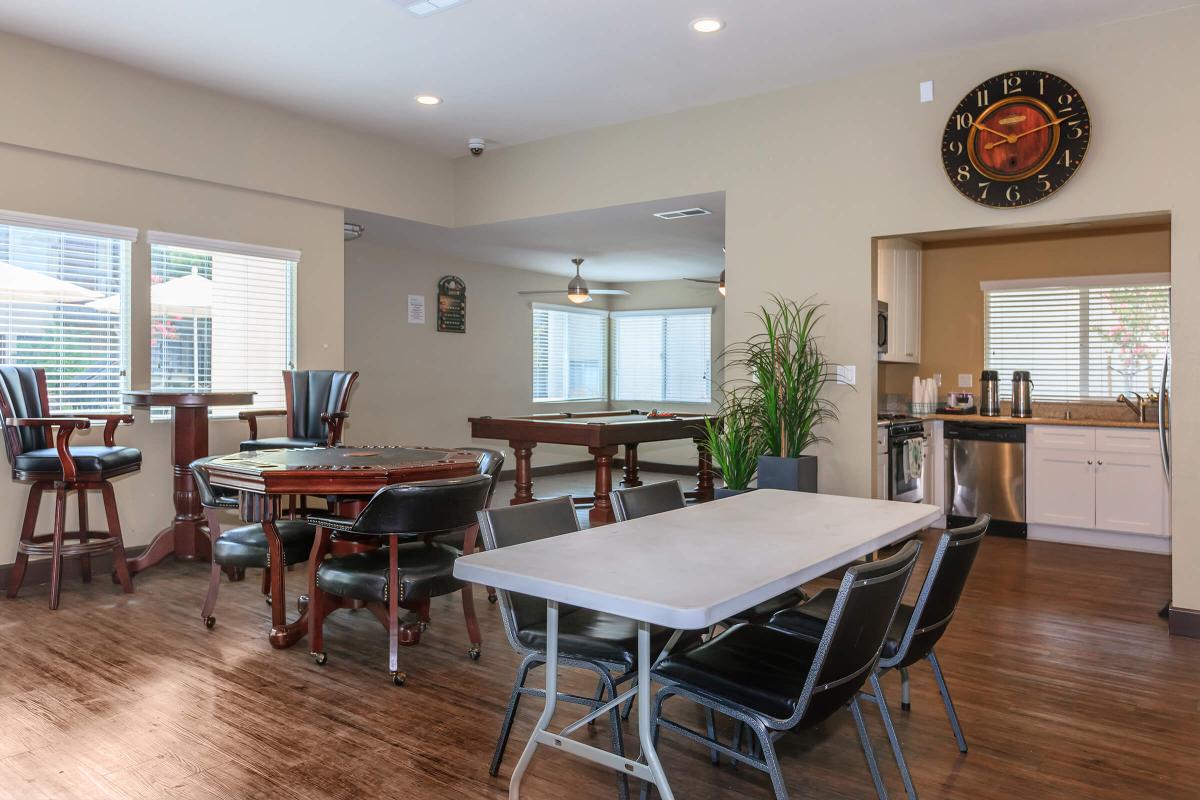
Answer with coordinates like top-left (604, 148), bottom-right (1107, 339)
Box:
top-left (454, 489), bottom-right (941, 799)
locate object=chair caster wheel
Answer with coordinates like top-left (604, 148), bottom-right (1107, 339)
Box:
top-left (311, 651), bottom-right (327, 666)
top-left (901, 702), bottom-right (911, 712)
top-left (203, 616), bottom-right (216, 629)
top-left (488, 595), bottom-right (498, 604)
top-left (265, 596), bottom-right (272, 606)
top-left (390, 671), bottom-right (406, 686)
top-left (468, 647), bottom-right (481, 661)
top-left (418, 621), bottom-right (429, 633)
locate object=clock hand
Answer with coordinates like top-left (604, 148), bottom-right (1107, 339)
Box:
top-left (985, 112), bottom-right (1078, 149)
top-left (971, 121), bottom-right (1015, 144)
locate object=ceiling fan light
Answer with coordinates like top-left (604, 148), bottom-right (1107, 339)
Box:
top-left (718, 268), bottom-right (726, 296)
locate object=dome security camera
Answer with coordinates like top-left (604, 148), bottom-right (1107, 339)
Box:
top-left (468, 137), bottom-right (486, 157)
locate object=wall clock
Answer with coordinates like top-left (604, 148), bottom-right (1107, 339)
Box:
top-left (942, 70), bottom-right (1090, 208)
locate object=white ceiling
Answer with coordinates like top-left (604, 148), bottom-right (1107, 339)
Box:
top-left (0, 0), bottom-right (1189, 157)
top-left (350, 192), bottom-right (725, 282)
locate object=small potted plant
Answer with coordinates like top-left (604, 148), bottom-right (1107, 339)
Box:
top-left (702, 394), bottom-right (759, 498)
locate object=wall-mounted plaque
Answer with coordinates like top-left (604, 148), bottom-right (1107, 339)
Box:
top-left (437, 275), bottom-right (466, 333)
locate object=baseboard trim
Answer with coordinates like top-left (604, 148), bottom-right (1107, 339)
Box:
top-left (0, 544), bottom-right (148, 589)
top-left (1027, 523), bottom-right (1171, 554)
top-left (1168, 606), bottom-right (1200, 638)
top-left (616, 459), bottom-right (701, 477)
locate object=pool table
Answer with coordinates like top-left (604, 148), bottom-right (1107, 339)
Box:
top-left (468, 409), bottom-right (716, 524)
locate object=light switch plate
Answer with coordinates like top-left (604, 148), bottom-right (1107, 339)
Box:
top-left (920, 80), bottom-right (934, 103)
top-left (836, 365), bottom-right (856, 386)
top-left (958, 373), bottom-right (973, 388)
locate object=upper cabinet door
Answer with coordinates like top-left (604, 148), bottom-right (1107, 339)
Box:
top-left (903, 248), bottom-right (921, 362)
top-left (877, 240), bottom-right (921, 363)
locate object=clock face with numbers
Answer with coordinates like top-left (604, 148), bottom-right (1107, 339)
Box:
top-left (942, 70), bottom-right (1090, 208)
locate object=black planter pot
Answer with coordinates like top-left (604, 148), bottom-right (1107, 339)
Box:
top-left (714, 487), bottom-right (752, 499)
top-left (756, 454), bottom-right (817, 493)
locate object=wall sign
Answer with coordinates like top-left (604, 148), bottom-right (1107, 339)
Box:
top-left (407, 294), bottom-right (425, 324)
top-left (437, 275), bottom-right (466, 333)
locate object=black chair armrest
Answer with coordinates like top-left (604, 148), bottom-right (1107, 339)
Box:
top-left (320, 411), bottom-right (350, 446)
top-left (238, 408), bottom-right (286, 440)
top-left (5, 417), bottom-right (90, 481)
top-left (306, 513), bottom-right (356, 533)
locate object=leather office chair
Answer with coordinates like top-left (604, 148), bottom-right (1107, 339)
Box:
top-left (435, 447), bottom-right (504, 603)
top-left (190, 456), bottom-right (318, 629)
top-left (648, 540), bottom-right (921, 800)
top-left (1, 366), bottom-right (137, 609)
top-left (770, 515), bottom-right (989, 798)
top-left (239, 369), bottom-right (358, 451)
top-left (308, 473), bottom-right (492, 685)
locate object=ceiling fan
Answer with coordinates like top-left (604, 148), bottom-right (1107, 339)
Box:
top-left (517, 258), bottom-right (630, 304)
top-left (684, 246), bottom-right (725, 295)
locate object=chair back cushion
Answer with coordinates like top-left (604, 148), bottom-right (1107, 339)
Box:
top-left (453, 447), bottom-right (505, 504)
top-left (893, 515), bottom-right (988, 666)
top-left (476, 497), bottom-right (580, 642)
top-left (799, 540), bottom-right (921, 723)
top-left (189, 455), bottom-right (240, 508)
top-left (610, 480), bottom-right (686, 521)
top-left (286, 370), bottom-right (357, 440)
top-left (351, 473), bottom-right (492, 536)
top-left (0, 366), bottom-right (48, 461)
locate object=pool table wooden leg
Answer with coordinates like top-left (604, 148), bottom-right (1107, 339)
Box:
top-left (510, 441), bottom-right (537, 505)
top-left (588, 445), bottom-right (619, 525)
top-left (621, 444), bottom-right (643, 487)
top-left (694, 437), bottom-right (715, 502)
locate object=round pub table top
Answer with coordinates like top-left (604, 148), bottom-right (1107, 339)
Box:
top-left (122, 390), bottom-right (256, 408)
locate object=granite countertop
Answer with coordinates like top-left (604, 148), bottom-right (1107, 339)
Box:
top-left (924, 413), bottom-right (1158, 429)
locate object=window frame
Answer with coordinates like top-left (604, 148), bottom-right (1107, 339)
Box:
top-left (531, 301), bottom-right (609, 403)
top-left (610, 306), bottom-right (713, 404)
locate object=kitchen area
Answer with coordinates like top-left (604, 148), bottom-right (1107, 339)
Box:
top-left (874, 216), bottom-right (1171, 554)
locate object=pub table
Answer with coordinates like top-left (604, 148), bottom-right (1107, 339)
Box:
top-left (122, 390), bottom-right (255, 575)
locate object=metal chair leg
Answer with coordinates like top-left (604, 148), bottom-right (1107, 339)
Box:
top-left (928, 650), bottom-right (967, 753)
top-left (704, 708), bottom-right (720, 765)
top-left (749, 718), bottom-right (789, 800)
top-left (851, 696), bottom-right (889, 800)
top-left (899, 666), bottom-right (911, 711)
top-left (871, 672), bottom-right (918, 799)
top-left (490, 655), bottom-right (536, 775)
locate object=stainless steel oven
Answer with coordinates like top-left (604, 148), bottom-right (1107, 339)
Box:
top-left (877, 301), bottom-right (889, 357)
top-left (887, 418), bottom-right (927, 503)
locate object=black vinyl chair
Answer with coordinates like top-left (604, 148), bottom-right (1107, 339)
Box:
top-left (770, 516), bottom-right (989, 798)
top-left (308, 473), bottom-right (492, 684)
top-left (479, 497), bottom-right (697, 800)
top-left (190, 456), bottom-right (317, 629)
top-left (646, 540), bottom-right (922, 800)
top-left (1, 366), bottom-right (138, 609)
top-left (239, 369), bottom-right (358, 451)
top-left (436, 447), bottom-right (505, 605)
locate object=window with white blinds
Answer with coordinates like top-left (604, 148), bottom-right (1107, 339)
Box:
top-left (149, 233), bottom-right (297, 417)
top-left (612, 308), bottom-right (712, 403)
top-left (532, 303), bottom-right (607, 402)
top-left (0, 210), bottom-right (134, 412)
top-left (983, 274), bottom-right (1170, 402)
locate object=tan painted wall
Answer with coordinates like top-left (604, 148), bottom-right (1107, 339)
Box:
top-left (0, 144), bottom-right (343, 559)
top-left (451, 8), bottom-right (1200, 609)
top-left (880, 225), bottom-right (1172, 398)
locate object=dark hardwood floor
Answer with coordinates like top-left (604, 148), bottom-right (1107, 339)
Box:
top-left (0, 502), bottom-right (1196, 799)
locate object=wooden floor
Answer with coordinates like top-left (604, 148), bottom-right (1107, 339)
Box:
top-left (1, 481), bottom-right (1197, 799)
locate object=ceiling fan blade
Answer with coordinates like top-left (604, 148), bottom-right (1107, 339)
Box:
top-left (684, 278), bottom-right (720, 285)
top-left (589, 289), bottom-right (631, 295)
top-left (517, 290), bottom-right (567, 295)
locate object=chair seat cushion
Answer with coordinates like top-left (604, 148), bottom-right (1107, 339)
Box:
top-left (239, 436), bottom-right (326, 452)
top-left (315, 543), bottom-right (461, 604)
top-left (14, 445), bottom-right (141, 477)
top-left (769, 588), bottom-right (913, 661)
top-left (212, 520), bottom-right (317, 568)
top-left (517, 610), bottom-right (694, 669)
top-left (722, 588), bottom-right (808, 626)
top-left (654, 623), bottom-right (819, 721)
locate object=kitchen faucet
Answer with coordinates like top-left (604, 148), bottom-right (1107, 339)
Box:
top-left (1116, 391), bottom-right (1158, 422)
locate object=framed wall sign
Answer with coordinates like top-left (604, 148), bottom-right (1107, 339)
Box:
top-left (437, 275), bottom-right (466, 333)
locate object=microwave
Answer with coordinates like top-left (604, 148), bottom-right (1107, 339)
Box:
top-left (877, 301), bottom-right (888, 357)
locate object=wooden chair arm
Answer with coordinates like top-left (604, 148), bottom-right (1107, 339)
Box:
top-left (320, 411), bottom-right (350, 446)
top-left (69, 413), bottom-right (134, 446)
top-left (4, 417), bottom-right (90, 482)
top-left (238, 408), bottom-right (286, 440)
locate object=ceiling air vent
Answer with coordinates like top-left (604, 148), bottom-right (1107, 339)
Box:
top-left (653, 207), bottom-right (712, 220)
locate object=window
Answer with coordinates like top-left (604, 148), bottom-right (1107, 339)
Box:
top-left (983, 274), bottom-right (1170, 402)
top-left (149, 232), bottom-right (297, 416)
top-left (0, 210), bottom-right (134, 412)
top-left (612, 308), bottom-right (712, 403)
top-left (532, 303), bottom-right (607, 402)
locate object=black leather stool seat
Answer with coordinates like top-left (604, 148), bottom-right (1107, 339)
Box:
top-left (239, 436), bottom-right (325, 452)
top-left (654, 623), bottom-right (820, 722)
top-left (517, 610), bottom-right (690, 669)
top-left (315, 542), bottom-right (461, 604)
top-left (770, 588), bottom-right (914, 663)
top-left (212, 520), bottom-right (317, 568)
top-left (15, 445), bottom-right (141, 476)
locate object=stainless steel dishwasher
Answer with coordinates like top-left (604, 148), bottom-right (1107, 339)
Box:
top-left (944, 421), bottom-right (1026, 537)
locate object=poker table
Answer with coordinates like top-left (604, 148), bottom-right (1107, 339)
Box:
top-left (468, 409), bottom-right (716, 524)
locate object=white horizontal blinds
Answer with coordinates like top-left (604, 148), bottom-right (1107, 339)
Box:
top-left (532, 303), bottom-right (607, 401)
top-left (0, 216), bottom-right (131, 412)
top-left (984, 276), bottom-right (1170, 402)
top-left (149, 235), bottom-right (296, 416)
top-left (612, 309), bottom-right (711, 403)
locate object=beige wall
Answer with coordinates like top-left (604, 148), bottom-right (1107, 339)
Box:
top-left (451, 8), bottom-right (1200, 610)
top-left (881, 225), bottom-right (1172, 398)
top-left (0, 143), bottom-right (343, 558)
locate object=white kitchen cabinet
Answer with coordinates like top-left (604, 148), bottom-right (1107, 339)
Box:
top-left (1027, 447), bottom-right (1096, 528)
top-left (1094, 450), bottom-right (1166, 535)
top-left (877, 239), bottom-right (921, 364)
top-left (875, 424), bottom-right (888, 500)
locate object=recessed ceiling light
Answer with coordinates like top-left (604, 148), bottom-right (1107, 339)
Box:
top-left (691, 18), bottom-right (724, 33)
top-left (415, 94), bottom-right (442, 105)
top-left (405, 0), bottom-right (468, 16)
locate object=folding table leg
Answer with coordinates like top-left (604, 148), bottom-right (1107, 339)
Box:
top-left (509, 600), bottom-right (559, 799)
top-left (638, 622), bottom-right (676, 800)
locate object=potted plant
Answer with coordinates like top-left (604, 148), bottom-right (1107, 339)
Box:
top-left (702, 394), bottom-right (759, 498)
top-left (724, 295), bottom-right (838, 493)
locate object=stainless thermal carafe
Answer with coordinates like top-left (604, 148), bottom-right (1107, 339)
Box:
top-left (980, 370), bottom-right (1001, 416)
top-left (1011, 371), bottom-right (1034, 418)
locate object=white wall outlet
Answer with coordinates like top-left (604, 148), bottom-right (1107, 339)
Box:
top-left (958, 373), bottom-right (973, 388)
top-left (836, 364), bottom-right (856, 386)
top-left (920, 80), bottom-right (934, 103)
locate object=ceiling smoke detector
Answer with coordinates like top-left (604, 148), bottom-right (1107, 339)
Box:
top-left (404, 0), bottom-right (469, 16)
top-left (653, 207), bottom-right (712, 220)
